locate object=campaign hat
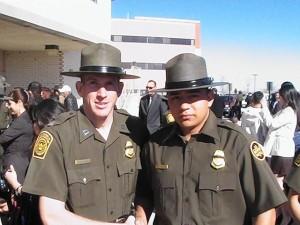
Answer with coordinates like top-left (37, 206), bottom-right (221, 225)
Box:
top-left (159, 53), bottom-right (227, 92)
top-left (61, 43), bottom-right (139, 79)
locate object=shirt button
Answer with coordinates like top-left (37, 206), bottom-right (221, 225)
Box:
top-left (110, 211), bottom-right (114, 215)
top-left (108, 188), bottom-right (112, 192)
top-left (130, 168), bottom-right (134, 172)
top-left (83, 178), bottom-right (87, 184)
top-left (216, 185), bottom-right (220, 191)
top-left (106, 165), bottom-right (110, 169)
top-left (185, 198), bottom-right (189, 203)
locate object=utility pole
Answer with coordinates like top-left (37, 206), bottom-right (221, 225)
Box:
top-left (252, 74), bottom-right (258, 92)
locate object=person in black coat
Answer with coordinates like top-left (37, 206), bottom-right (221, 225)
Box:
top-left (139, 80), bottom-right (168, 134)
top-left (0, 88), bottom-right (34, 184)
top-left (0, 88), bottom-right (34, 225)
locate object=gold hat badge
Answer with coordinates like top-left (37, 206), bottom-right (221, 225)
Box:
top-left (211, 150), bottom-right (226, 170)
top-left (125, 141), bottom-right (135, 159)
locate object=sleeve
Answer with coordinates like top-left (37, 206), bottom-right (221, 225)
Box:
top-left (285, 156), bottom-right (300, 193)
top-left (135, 142), bottom-right (154, 211)
top-left (0, 119), bottom-right (24, 144)
top-left (22, 129), bottom-right (68, 202)
top-left (260, 106), bottom-right (294, 130)
top-left (138, 98), bottom-right (145, 121)
top-left (237, 139), bottom-right (287, 216)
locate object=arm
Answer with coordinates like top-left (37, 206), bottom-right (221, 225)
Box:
top-left (39, 196), bottom-right (135, 225)
top-left (252, 208), bottom-right (276, 225)
top-left (4, 165), bottom-right (21, 190)
top-left (288, 189), bottom-right (300, 222)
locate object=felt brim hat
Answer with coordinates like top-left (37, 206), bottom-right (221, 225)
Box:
top-left (61, 43), bottom-right (139, 79)
top-left (158, 53), bottom-right (228, 92)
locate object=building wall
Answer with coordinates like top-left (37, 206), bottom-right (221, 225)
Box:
top-left (4, 51), bottom-right (63, 90)
top-left (112, 17), bottom-right (201, 115)
top-left (0, 0), bottom-right (111, 42)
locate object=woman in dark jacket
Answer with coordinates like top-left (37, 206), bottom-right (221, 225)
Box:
top-left (0, 88), bottom-right (34, 184)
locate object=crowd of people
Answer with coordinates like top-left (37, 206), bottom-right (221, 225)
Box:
top-left (0, 42), bottom-right (299, 225)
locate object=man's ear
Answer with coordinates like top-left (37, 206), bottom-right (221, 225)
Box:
top-left (76, 81), bottom-right (83, 97)
top-left (117, 81), bottom-right (124, 97)
top-left (207, 89), bottom-right (215, 107)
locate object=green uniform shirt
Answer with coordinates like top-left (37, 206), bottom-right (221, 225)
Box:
top-left (23, 109), bottom-right (148, 222)
top-left (285, 153), bottom-right (300, 193)
top-left (137, 112), bottom-right (287, 225)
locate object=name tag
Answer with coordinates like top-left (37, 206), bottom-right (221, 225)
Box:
top-left (155, 164), bottom-right (169, 170)
top-left (75, 158), bottom-right (91, 165)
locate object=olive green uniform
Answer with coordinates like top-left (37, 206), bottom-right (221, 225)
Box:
top-left (136, 112), bottom-right (286, 225)
top-left (23, 109), bottom-right (148, 222)
top-left (285, 153), bottom-right (300, 193)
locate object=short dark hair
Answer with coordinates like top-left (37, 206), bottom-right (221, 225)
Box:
top-left (31, 99), bottom-right (65, 129)
top-left (147, 80), bottom-right (157, 87)
top-left (251, 91), bottom-right (264, 104)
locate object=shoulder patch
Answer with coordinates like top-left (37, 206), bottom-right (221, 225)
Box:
top-left (250, 141), bottom-right (265, 161)
top-left (33, 131), bottom-right (53, 159)
top-left (294, 154), bottom-right (300, 167)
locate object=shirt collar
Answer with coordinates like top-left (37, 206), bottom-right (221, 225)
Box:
top-left (163, 110), bottom-right (221, 143)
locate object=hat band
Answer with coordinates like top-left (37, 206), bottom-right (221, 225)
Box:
top-left (165, 77), bottom-right (213, 89)
top-left (80, 66), bottom-right (124, 74)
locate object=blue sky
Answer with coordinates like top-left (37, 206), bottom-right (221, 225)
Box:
top-left (112, 0), bottom-right (300, 91)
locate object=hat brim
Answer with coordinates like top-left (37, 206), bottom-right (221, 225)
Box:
top-left (60, 71), bottom-right (139, 79)
top-left (157, 82), bottom-right (229, 92)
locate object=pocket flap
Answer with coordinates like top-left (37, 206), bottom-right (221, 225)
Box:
top-left (67, 167), bottom-right (101, 184)
top-left (198, 172), bottom-right (236, 191)
top-left (155, 173), bottom-right (175, 188)
top-left (117, 159), bottom-right (140, 176)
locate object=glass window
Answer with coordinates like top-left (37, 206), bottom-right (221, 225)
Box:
top-left (111, 35), bottom-right (122, 42)
top-left (148, 37), bottom-right (163, 44)
top-left (122, 36), bottom-right (147, 43)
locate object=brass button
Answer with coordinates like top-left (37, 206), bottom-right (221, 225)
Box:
top-left (216, 185), bottom-right (220, 191)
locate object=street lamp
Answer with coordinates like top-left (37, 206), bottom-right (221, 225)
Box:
top-left (252, 74), bottom-right (258, 92)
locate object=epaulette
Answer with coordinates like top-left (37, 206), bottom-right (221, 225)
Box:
top-left (50, 111), bottom-right (77, 126)
top-left (217, 119), bottom-right (245, 133)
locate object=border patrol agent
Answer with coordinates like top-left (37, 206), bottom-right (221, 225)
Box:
top-left (22, 43), bottom-right (148, 225)
top-left (135, 53), bottom-right (287, 225)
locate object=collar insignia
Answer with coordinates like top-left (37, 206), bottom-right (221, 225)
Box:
top-left (250, 141), bottom-right (265, 161)
top-left (125, 141), bottom-right (135, 159)
top-left (82, 129), bottom-right (90, 136)
top-left (211, 150), bottom-right (225, 170)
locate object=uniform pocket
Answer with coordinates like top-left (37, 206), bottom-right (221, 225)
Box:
top-left (198, 172), bottom-right (236, 217)
top-left (153, 173), bottom-right (176, 214)
top-left (117, 159), bottom-right (141, 196)
top-left (67, 167), bottom-right (101, 208)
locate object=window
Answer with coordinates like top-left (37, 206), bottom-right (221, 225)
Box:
top-left (111, 35), bottom-right (122, 42)
top-left (111, 35), bottom-right (194, 46)
top-left (122, 36), bottom-right (147, 43)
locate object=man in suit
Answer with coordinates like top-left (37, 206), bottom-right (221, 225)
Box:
top-left (139, 80), bottom-right (168, 134)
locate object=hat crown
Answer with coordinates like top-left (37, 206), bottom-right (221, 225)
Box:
top-left (166, 53), bottom-right (208, 83)
top-left (81, 43), bottom-right (122, 68)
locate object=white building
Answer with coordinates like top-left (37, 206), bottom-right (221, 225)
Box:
top-left (0, 0), bottom-right (111, 95)
top-left (111, 17), bottom-right (201, 115)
